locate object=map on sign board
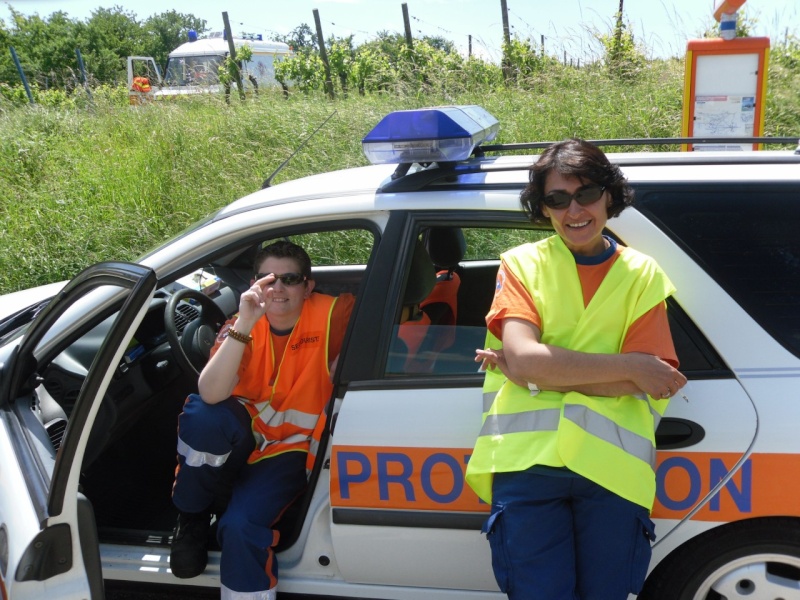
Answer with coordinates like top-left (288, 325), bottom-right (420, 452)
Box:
top-left (693, 95), bottom-right (755, 137)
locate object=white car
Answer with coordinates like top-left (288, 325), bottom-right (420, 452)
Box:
top-left (2, 105), bottom-right (800, 600)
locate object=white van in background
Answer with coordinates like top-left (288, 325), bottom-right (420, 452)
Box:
top-left (128, 31), bottom-right (291, 103)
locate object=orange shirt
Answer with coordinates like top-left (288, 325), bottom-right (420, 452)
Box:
top-left (487, 246), bottom-right (678, 367)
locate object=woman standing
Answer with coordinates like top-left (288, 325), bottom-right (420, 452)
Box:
top-left (466, 139), bottom-right (686, 600)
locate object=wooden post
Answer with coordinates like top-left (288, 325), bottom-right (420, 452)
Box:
top-left (500, 0), bottom-right (511, 80)
top-left (468, 34), bottom-right (472, 58)
top-left (222, 12), bottom-right (245, 101)
top-left (541, 34), bottom-right (545, 56)
top-left (313, 9), bottom-right (335, 99)
top-left (402, 3), bottom-right (413, 49)
top-left (614, 0), bottom-right (625, 52)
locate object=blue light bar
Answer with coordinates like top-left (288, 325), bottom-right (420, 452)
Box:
top-left (362, 105), bottom-right (500, 165)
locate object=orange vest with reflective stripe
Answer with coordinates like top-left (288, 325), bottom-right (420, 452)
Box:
top-left (132, 76), bottom-right (151, 92)
top-left (232, 293), bottom-right (337, 467)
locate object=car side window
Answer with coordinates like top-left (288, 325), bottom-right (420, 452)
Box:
top-left (637, 185), bottom-right (800, 359)
top-left (386, 226), bottom-right (548, 377)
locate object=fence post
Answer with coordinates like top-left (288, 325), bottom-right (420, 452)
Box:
top-left (500, 0), bottom-right (512, 81)
top-left (9, 46), bottom-right (35, 104)
top-left (402, 3), bottom-right (413, 49)
top-left (222, 12), bottom-right (246, 102)
top-left (75, 48), bottom-right (94, 106)
top-left (313, 9), bottom-right (335, 99)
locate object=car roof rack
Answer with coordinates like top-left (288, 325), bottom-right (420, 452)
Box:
top-left (481, 136), bottom-right (800, 152)
top-left (377, 136), bottom-right (800, 194)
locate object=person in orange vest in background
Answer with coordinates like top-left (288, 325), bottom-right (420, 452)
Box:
top-left (169, 240), bottom-right (355, 600)
top-left (131, 76), bottom-right (151, 93)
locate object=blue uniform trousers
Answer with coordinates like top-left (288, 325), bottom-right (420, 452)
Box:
top-left (173, 394), bottom-right (307, 593)
top-left (484, 466), bottom-right (655, 600)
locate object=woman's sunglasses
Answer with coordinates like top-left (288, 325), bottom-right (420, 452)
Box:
top-left (254, 272), bottom-right (307, 286)
top-left (542, 184), bottom-right (606, 210)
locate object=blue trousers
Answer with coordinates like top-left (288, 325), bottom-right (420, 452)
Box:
top-left (172, 395), bottom-right (307, 592)
top-left (484, 466), bottom-right (655, 600)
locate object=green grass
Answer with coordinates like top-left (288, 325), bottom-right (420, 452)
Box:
top-left (1, 58), bottom-right (798, 295)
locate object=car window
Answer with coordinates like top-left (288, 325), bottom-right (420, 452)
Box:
top-left (386, 226), bottom-right (548, 377)
top-left (636, 185), bottom-right (800, 359)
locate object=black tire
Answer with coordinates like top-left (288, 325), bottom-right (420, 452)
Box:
top-left (639, 517), bottom-right (800, 600)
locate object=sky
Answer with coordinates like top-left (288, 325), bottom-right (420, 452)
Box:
top-left (1, 0), bottom-right (797, 62)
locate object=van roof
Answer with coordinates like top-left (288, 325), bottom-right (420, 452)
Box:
top-left (169, 36), bottom-right (291, 58)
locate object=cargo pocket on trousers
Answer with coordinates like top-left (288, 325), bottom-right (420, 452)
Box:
top-left (629, 511), bottom-right (656, 593)
top-left (482, 505), bottom-right (513, 594)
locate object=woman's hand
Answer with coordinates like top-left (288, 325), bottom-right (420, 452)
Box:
top-left (624, 352), bottom-right (688, 400)
top-left (475, 347), bottom-right (527, 388)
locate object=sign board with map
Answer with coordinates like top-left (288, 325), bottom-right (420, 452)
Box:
top-left (681, 37), bottom-right (770, 151)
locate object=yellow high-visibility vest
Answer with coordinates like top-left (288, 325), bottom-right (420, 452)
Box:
top-left (466, 236), bottom-right (675, 509)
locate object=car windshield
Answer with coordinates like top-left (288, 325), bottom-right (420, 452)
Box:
top-left (164, 55), bottom-right (225, 86)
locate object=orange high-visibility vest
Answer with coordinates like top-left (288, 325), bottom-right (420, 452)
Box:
top-left (131, 76), bottom-right (151, 93)
top-left (232, 293), bottom-right (337, 471)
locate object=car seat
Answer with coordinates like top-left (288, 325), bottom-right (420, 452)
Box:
top-left (421, 227), bottom-right (466, 327)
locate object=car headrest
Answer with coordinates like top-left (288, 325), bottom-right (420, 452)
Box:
top-left (425, 227), bottom-right (466, 270)
top-left (402, 240), bottom-right (437, 307)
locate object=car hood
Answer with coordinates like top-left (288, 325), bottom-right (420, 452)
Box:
top-left (0, 281), bottom-right (66, 321)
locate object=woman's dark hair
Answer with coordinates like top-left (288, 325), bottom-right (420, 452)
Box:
top-left (253, 240), bottom-right (312, 279)
top-left (520, 138), bottom-right (634, 224)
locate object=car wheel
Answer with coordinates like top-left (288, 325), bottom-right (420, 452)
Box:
top-left (164, 288), bottom-right (227, 377)
top-left (640, 517), bottom-right (800, 600)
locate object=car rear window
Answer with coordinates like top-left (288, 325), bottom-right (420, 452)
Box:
top-left (636, 184), bottom-right (800, 358)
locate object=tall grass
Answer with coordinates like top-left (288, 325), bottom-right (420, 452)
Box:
top-left (1, 58), bottom-right (798, 294)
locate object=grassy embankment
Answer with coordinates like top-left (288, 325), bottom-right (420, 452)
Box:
top-left (1, 58), bottom-right (799, 295)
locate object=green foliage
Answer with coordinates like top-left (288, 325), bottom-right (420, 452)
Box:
top-left (773, 35), bottom-right (800, 71)
top-left (1, 4), bottom-right (206, 87)
top-left (275, 52), bottom-right (327, 93)
top-left (502, 36), bottom-right (559, 85)
top-left (598, 13), bottom-right (646, 78)
top-left (218, 43), bottom-right (253, 90)
top-left (270, 23), bottom-right (317, 55)
top-left (142, 11), bottom-right (207, 72)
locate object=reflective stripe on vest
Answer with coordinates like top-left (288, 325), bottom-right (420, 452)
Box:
top-left (466, 236), bottom-right (675, 509)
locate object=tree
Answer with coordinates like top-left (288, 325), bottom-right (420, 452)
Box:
top-left (423, 35), bottom-right (456, 55)
top-left (142, 11), bottom-right (207, 72)
top-left (270, 23), bottom-right (317, 54)
top-left (83, 6), bottom-right (146, 83)
top-left (0, 8), bottom-right (87, 88)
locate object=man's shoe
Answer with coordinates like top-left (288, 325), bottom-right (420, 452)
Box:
top-left (169, 511), bottom-right (211, 578)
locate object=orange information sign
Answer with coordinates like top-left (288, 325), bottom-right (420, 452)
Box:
top-left (681, 37), bottom-right (770, 151)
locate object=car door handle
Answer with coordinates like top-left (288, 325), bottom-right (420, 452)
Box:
top-left (655, 417), bottom-right (705, 450)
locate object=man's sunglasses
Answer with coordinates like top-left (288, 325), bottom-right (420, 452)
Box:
top-left (254, 272), bottom-right (307, 286)
top-left (542, 184), bottom-right (606, 210)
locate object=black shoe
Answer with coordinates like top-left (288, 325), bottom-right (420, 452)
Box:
top-left (170, 511), bottom-right (211, 578)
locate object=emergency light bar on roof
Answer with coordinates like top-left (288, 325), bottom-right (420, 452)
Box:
top-left (362, 105), bottom-right (500, 166)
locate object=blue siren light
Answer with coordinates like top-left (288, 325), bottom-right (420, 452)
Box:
top-left (362, 105), bottom-right (500, 165)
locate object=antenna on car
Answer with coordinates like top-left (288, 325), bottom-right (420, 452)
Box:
top-left (262, 111), bottom-right (337, 189)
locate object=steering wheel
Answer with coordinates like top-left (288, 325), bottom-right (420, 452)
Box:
top-left (165, 289), bottom-right (227, 377)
